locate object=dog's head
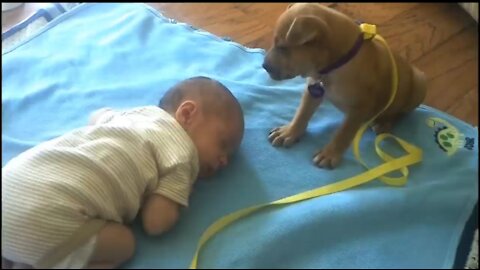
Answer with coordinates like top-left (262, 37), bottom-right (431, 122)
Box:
top-left (263, 4), bottom-right (332, 80)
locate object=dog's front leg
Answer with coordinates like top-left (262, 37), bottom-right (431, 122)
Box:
top-left (313, 114), bottom-right (365, 169)
top-left (268, 85), bottom-right (322, 147)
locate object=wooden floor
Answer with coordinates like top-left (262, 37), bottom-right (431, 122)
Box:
top-left (147, 3), bottom-right (478, 126)
top-left (1, 3), bottom-right (477, 125)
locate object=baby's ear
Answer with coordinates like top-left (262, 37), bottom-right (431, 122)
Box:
top-left (175, 101), bottom-right (198, 126)
top-left (285, 16), bottom-right (328, 45)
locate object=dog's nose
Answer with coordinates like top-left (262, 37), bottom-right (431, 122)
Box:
top-left (262, 62), bottom-right (274, 74)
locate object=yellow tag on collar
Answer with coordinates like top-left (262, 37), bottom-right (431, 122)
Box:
top-left (360, 23), bottom-right (377, 40)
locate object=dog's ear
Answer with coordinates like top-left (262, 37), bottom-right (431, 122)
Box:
top-left (285, 16), bottom-right (328, 45)
top-left (286, 3), bottom-right (294, 10)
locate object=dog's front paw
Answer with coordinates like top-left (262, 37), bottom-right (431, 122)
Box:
top-left (268, 124), bottom-right (305, 147)
top-left (313, 145), bottom-right (343, 169)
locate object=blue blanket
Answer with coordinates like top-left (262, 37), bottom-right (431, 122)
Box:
top-left (2, 3), bottom-right (478, 269)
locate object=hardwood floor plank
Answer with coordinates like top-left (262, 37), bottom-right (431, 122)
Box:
top-left (378, 3), bottom-right (474, 62)
top-left (426, 58), bottom-right (477, 112)
top-left (413, 25), bottom-right (478, 80)
top-left (331, 3), bottom-right (420, 24)
top-left (447, 88), bottom-right (478, 126)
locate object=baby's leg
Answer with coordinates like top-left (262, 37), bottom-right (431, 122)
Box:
top-left (2, 257), bottom-right (13, 269)
top-left (3, 222), bottom-right (134, 269)
top-left (13, 222), bottom-right (135, 269)
top-left (86, 222), bottom-right (135, 269)
top-left (1, 258), bottom-right (33, 269)
top-left (12, 262), bottom-right (33, 269)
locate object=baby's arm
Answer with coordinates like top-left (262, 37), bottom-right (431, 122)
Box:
top-left (142, 194), bottom-right (180, 236)
top-left (142, 163), bottom-right (193, 236)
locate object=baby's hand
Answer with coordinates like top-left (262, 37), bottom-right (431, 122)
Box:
top-left (89, 107), bottom-right (113, 125)
top-left (142, 194), bottom-right (180, 236)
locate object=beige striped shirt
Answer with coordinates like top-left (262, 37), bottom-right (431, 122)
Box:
top-left (1, 106), bottom-right (199, 267)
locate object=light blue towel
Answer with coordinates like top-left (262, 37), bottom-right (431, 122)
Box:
top-left (2, 3), bottom-right (478, 269)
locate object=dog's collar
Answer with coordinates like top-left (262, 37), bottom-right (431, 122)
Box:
top-left (318, 20), bottom-right (374, 75)
top-left (309, 22), bottom-right (377, 98)
top-left (318, 33), bottom-right (364, 75)
top-left (308, 34), bottom-right (363, 98)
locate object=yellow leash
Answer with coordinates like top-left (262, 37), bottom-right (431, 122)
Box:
top-left (189, 23), bottom-right (423, 269)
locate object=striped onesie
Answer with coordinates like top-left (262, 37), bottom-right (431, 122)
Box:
top-left (1, 106), bottom-right (199, 268)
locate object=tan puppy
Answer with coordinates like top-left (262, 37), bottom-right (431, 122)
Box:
top-left (264, 3), bottom-right (426, 169)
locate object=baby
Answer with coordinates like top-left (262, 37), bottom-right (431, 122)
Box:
top-left (1, 76), bottom-right (244, 269)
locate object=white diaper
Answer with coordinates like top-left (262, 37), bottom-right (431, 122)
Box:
top-left (52, 236), bottom-right (97, 269)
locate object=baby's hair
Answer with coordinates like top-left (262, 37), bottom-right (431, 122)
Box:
top-left (160, 76), bottom-right (245, 150)
top-left (159, 77), bottom-right (220, 112)
top-left (159, 76), bottom-right (242, 118)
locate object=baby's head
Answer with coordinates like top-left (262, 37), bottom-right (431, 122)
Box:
top-left (159, 76), bottom-right (244, 178)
